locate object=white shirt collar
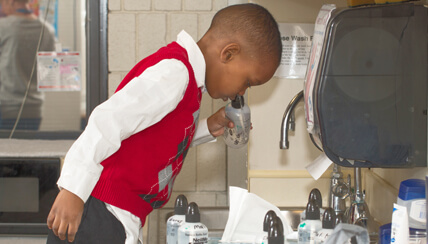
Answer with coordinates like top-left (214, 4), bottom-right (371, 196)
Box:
top-left (176, 30), bottom-right (206, 92)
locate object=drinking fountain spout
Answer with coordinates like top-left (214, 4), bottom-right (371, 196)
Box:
top-left (280, 90), bottom-right (303, 149)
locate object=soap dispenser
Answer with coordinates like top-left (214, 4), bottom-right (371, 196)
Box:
top-left (177, 202), bottom-right (209, 244)
top-left (167, 195), bottom-right (188, 244)
top-left (268, 219), bottom-right (284, 244)
top-left (264, 210), bottom-right (277, 233)
top-left (260, 210), bottom-right (277, 243)
top-left (301, 188), bottom-right (324, 221)
top-left (298, 200), bottom-right (322, 244)
top-left (223, 95), bottom-right (251, 148)
top-left (309, 188), bottom-right (323, 211)
top-left (315, 207), bottom-right (335, 244)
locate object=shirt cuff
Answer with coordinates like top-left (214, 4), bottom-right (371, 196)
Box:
top-left (57, 157), bottom-right (103, 203)
top-left (191, 118), bottom-right (216, 147)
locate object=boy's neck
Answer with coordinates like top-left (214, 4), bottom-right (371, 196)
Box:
top-left (197, 32), bottom-right (228, 59)
top-left (196, 35), bottom-right (209, 56)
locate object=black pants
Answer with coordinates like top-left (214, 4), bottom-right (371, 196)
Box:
top-left (47, 196), bottom-right (126, 244)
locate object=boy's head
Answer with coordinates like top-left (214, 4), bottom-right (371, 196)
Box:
top-left (198, 3), bottom-right (282, 101)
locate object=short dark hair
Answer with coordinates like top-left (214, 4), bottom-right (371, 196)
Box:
top-left (209, 3), bottom-right (282, 64)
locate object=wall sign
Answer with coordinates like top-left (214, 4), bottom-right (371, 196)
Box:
top-left (37, 52), bottom-right (81, 91)
top-left (274, 23), bottom-right (314, 79)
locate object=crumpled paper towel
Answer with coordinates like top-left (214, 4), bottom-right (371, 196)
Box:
top-left (324, 223), bottom-right (369, 244)
top-left (221, 186), bottom-right (293, 243)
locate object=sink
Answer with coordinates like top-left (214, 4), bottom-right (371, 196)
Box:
top-left (147, 206), bottom-right (305, 243)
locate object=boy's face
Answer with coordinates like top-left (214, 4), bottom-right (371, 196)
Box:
top-left (205, 51), bottom-right (278, 101)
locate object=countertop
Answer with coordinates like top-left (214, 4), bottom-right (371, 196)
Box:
top-left (0, 139), bottom-right (73, 158)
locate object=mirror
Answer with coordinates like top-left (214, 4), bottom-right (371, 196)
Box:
top-left (0, 0), bottom-right (107, 139)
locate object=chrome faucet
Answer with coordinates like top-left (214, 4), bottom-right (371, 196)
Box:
top-left (280, 90), bottom-right (303, 149)
top-left (328, 164), bottom-right (351, 218)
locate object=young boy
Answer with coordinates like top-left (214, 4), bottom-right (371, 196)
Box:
top-left (47, 3), bottom-right (282, 244)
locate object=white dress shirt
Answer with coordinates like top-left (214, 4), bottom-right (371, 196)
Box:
top-left (57, 30), bottom-right (213, 244)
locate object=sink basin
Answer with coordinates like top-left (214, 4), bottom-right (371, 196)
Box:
top-left (147, 206), bottom-right (305, 243)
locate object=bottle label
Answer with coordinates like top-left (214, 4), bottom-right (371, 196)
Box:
top-left (167, 217), bottom-right (184, 244)
top-left (223, 124), bottom-right (250, 147)
top-left (167, 225), bottom-right (179, 244)
top-left (178, 224), bottom-right (208, 244)
top-left (298, 226), bottom-right (318, 244)
top-left (299, 231), bottom-right (311, 243)
top-left (223, 104), bottom-right (251, 148)
top-left (178, 232), bottom-right (208, 244)
top-left (314, 231), bottom-right (331, 244)
top-left (410, 200), bottom-right (426, 223)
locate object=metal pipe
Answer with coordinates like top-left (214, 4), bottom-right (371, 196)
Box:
top-left (280, 90), bottom-right (303, 149)
top-left (354, 167), bottom-right (363, 202)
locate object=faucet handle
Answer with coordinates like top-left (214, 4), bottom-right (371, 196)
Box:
top-left (332, 182), bottom-right (350, 200)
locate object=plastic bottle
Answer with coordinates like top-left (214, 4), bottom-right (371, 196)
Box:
top-left (268, 218), bottom-right (284, 244)
top-left (298, 200), bottom-right (322, 244)
top-left (315, 207), bottom-right (335, 243)
top-left (397, 179), bottom-right (426, 230)
top-left (301, 188), bottom-right (324, 221)
top-left (177, 202), bottom-right (209, 244)
top-left (223, 95), bottom-right (251, 148)
top-left (259, 210), bottom-right (277, 243)
top-left (264, 210), bottom-right (278, 233)
top-left (167, 195), bottom-right (188, 244)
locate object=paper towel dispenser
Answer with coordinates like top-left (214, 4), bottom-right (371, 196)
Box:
top-left (304, 2), bottom-right (428, 168)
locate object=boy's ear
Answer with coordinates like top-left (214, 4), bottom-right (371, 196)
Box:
top-left (220, 43), bottom-right (240, 63)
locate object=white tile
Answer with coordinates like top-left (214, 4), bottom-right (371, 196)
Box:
top-left (108, 0), bottom-right (121, 11)
top-left (184, 0), bottom-right (212, 11)
top-left (196, 140), bottom-right (227, 192)
top-left (213, 0), bottom-right (227, 10)
top-left (137, 13), bottom-right (166, 60)
top-left (216, 192), bottom-right (228, 206)
top-left (108, 14), bottom-right (136, 72)
top-left (108, 72), bottom-right (123, 97)
top-left (154, 0), bottom-right (181, 11)
top-left (165, 192), bottom-right (218, 208)
top-left (227, 0), bottom-right (247, 5)
top-left (124, 0), bottom-right (151, 11)
top-left (168, 13), bottom-right (198, 44)
top-left (198, 13), bottom-right (215, 40)
top-left (200, 93), bottom-right (213, 119)
top-left (180, 192), bottom-right (218, 207)
top-left (173, 147), bottom-right (197, 192)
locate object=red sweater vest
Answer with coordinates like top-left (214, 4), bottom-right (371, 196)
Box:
top-left (91, 42), bottom-right (202, 225)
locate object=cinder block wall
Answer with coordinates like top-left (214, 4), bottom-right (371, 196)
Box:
top-left (107, 0), bottom-right (230, 209)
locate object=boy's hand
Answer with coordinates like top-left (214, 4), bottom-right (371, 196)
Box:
top-left (207, 107), bottom-right (234, 137)
top-left (47, 189), bottom-right (84, 242)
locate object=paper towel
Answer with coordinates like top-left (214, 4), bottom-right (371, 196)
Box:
top-left (306, 153), bottom-right (333, 180)
top-left (221, 187), bottom-right (293, 243)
